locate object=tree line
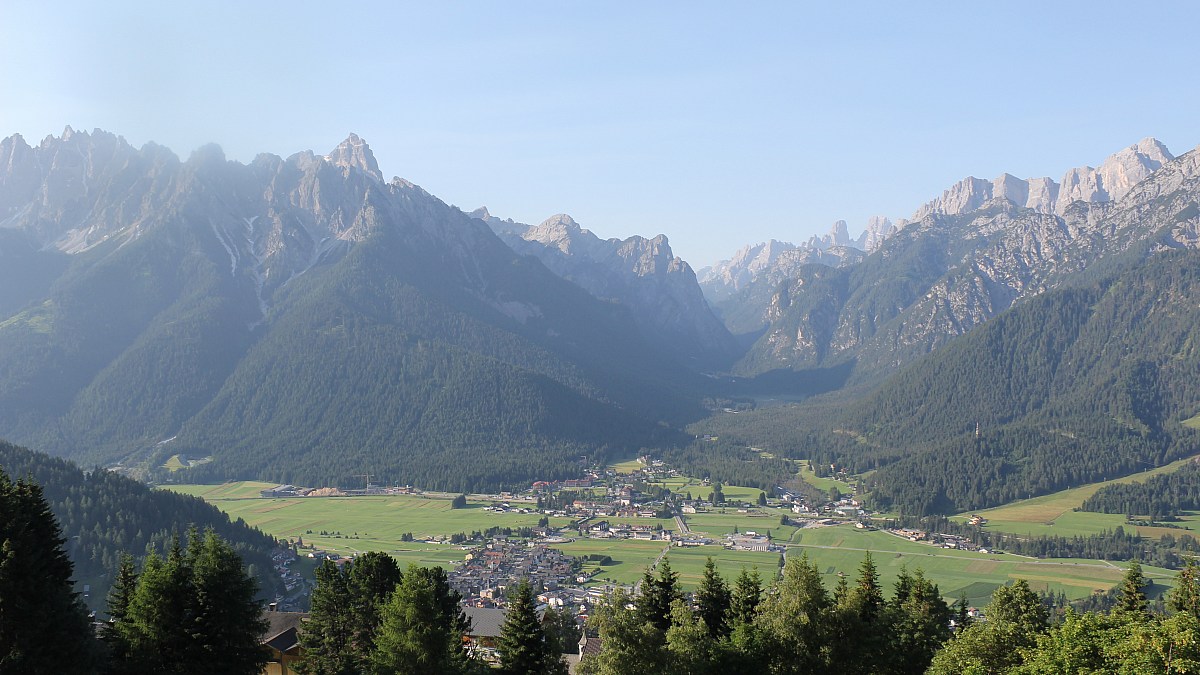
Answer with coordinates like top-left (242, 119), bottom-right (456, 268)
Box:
top-left (0, 440), bottom-right (282, 608)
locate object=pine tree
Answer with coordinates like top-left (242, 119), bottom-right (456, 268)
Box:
top-left (102, 552), bottom-right (138, 671)
top-left (850, 551), bottom-right (883, 622)
top-left (888, 568), bottom-right (952, 675)
top-left (695, 557), bottom-right (731, 638)
top-left (1170, 557), bottom-right (1200, 615)
top-left (187, 529), bottom-right (269, 674)
top-left (1116, 561), bottom-right (1149, 616)
top-left (348, 551), bottom-right (402, 658)
top-left (297, 560), bottom-right (357, 675)
top-left (541, 606), bottom-right (581, 657)
top-left (371, 565), bottom-right (474, 675)
top-left (111, 530), bottom-right (267, 675)
top-left (0, 470), bottom-right (98, 674)
top-left (497, 581), bottom-right (565, 675)
top-left (756, 553), bottom-right (831, 673)
top-left (637, 558), bottom-right (681, 632)
top-left (730, 567), bottom-right (763, 625)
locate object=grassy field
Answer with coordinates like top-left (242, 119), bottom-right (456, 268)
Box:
top-left (162, 483), bottom-right (573, 556)
top-left (166, 481), bottom-right (1178, 605)
top-left (1184, 414), bottom-right (1200, 430)
top-left (789, 525), bottom-right (1175, 607)
top-left (960, 454), bottom-right (1200, 537)
top-left (544, 538), bottom-right (778, 589)
top-left (608, 459), bottom-right (646, 474)
top-left (797, 461), bottom-right (857, 494)
top-left (683, 508), bottom-right (795, 539)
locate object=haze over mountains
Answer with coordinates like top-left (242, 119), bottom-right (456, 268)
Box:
top-left (700, 137), bottom-right (1199, 378)
top-left (1, 128), bottom-right (1198, 509)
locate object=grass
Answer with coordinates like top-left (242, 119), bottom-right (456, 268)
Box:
top-left (166, 482), bottom-right (1181, 605)
top-left (161, 483), bottom-right (572, 557)
top-left (798, 461), bottom-right (857, 494)
top-left (960, 454), bottom-right (1200, 537)
top-left (162, 454), bottom-right (189, 472)
top-left (608, 459), bottom-right (646, 474)
top-left (1183, 414), bottom-right (1200, 431)
top-left (683, 508), bottom-right (795, 540)
top-left (788, 525), bottom-right (1175, 607)
top-left (543, 539), bottom-right (778, 590)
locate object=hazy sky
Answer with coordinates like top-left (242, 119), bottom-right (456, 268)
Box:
top-left (2, 2), bottom-right (1197, 266)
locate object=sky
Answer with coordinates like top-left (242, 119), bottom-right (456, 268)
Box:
top-left (2, 2), bottom-right (1198, 267)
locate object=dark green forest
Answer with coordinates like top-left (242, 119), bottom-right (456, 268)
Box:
top-left (1082, 459), bottom-right (1200, 519)
top-left (698, 249), bottom-right (1200, 515)
top-left (0, 440), bottom-right (282, 609)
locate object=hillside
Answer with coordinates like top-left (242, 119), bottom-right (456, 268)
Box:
top-left (0, 129), bottom-right (702, 489)
top-left (720, 139), bottom-right (1200, 382)
top-left (0, 440), bottom-right (282, 610)
top-left (829, 249), bottom-right (1200, 514)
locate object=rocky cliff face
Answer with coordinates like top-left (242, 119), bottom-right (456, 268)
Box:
top-left (476, 211), bottom-right (740, 367)
top-left (911, 137), bottom-right (1174, 220)
top-left (736, 138), bottom-right (1200, 379)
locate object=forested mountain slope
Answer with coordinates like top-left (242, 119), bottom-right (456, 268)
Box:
top-left (0, 440), bottom-right (282, 610)
top-left (725, 139), bottom-right (1200, 382)
top-left (820, 249), bottom-right (1200, 514)
top-left (0, 129), bottom-right (700, 489)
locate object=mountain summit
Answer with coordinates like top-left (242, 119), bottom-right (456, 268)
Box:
top-left (325, 133), bottom-right (383, 181)
top-left (0, 129), bottom-right (700, 489)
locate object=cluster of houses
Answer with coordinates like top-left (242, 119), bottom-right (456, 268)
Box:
top-left (886, 527), bottom-right (999, 554)
top-left (449, 540), bottom-right (582, 605)
top-left (270, 549), bottom-right (305, 596)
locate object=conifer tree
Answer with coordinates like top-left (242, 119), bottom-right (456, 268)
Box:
top-left (730, 567), bottom-right (763, 625)
top-left (102, 552), bottom-right (138, 672)
top-left (297, 560), bottom-right (357, 675)
top-left (111, 530), bottom-right (267, 675)
top-left (637, 558), bottom-right (682, 632)
top-left (349, 551), bottom-right (402, 658)
top-left (0, 470), bottom-right (98, 674)
top-left (497, 581), bottom-right (565, 675)
top-left (695, 557), bottom-right (731, 638)
top-left (188, 529), bottom-right (269, 674)
top-left (1116, 560), bottom-right (1149, 616)
top-left (371, 564), bottom-right (474, 675)
top-left (850, 551), bottom-right (883, 622)
top-left (1170, 557), bottom-right (1200, 615)
top-left (756, 553), bottom-right (831, 673)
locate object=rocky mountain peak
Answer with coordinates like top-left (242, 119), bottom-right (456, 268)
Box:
top-left (326, 133), bottom-right (383, 182)
top-left (911, 138), bottom-right (1176, 221)
top-left (862, 216), bottom-right (898, 251)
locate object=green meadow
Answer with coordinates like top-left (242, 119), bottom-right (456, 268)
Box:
top-left (166, 481), bottom-right (1176, 604)
top-left (162, 483), bottom-right (572, 556)
top-left (789, 525), bottom-right (1175, 607)
top-left (797, 460), bottom-right (858, 494)
top-left (959, 453), bottom-right (1200, 538)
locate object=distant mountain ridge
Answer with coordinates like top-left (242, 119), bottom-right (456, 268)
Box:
top-left (473, 209), bottom-right (739, 367)
top-left (706, 137), bottom-right (1200, 378)
top-left (0, 128), bottom-right (703, 490)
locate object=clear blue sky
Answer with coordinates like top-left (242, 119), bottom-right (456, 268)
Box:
top-left (2, 2), bottom-right (1197, 266)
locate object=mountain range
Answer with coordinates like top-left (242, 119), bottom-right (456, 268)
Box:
top-left (0, 128), bottom-right (705, 490)
top-left (700, 137), bottom-right (1199, 380)
top-left (2, 128), bottom-right (1199, 509)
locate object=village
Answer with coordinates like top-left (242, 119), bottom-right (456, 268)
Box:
top-left (270, 455), bottom-right (913, 612)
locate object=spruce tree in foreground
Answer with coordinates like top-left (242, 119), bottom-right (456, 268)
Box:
top-left (370, 564), bottom-right (475, 675)
top-left (298, 560), bottom-right (357, 675)
top-left (497, 580), bottom-right (566, 675)
top-left (108, 529), bottom-right (267, 675)
top-left (0, 470), bottom-right (98, 674)
top-left (695, 557), bottom-right (731, 639)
